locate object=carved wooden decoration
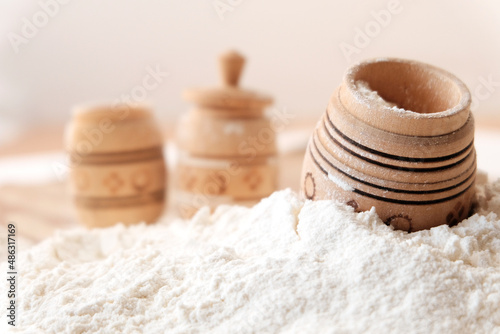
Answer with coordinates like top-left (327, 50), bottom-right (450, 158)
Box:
top-left (66, 104), bottom-right (166, 228)
top-left (177, 50), bottom-right (277, 218)
top-left (300, 58), bottom-right (476, 231)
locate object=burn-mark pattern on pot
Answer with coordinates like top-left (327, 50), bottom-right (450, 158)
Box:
top-left (304, 172), bottom-right (316, 200)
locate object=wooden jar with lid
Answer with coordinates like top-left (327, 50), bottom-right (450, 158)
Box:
top-left (176, 50), bottom-right (277, 217)
top-left (65, 104), bottom-right (166, 228)
top-left (301, 58), bottom-right (476, 232)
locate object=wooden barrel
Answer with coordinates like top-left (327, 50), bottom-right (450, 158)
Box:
top-left (65, 104), bottom-right (166, 228)
top-left (176, 51), bottom-right (277, 218)
top-left (301, 58), bottom-right (476, 231)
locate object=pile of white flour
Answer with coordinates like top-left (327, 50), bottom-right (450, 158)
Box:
top-left (3, 176), bottom-right (500, 333)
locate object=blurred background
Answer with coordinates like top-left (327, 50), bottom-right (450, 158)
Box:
top-left (1, 0), bottom-right (500, 140)
top-left (0, 0), bottom-right (499, 243)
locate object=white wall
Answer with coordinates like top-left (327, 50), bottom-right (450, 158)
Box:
top-left (1, 0), bottom-right (499, 128)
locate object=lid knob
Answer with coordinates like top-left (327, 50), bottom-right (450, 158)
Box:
top-left (219, 50), bottom-right (245, 87)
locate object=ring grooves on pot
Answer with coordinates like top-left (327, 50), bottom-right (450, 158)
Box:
top-left (323, 110), bottom-right (474, 167)
top-left (309, 136), bottom-right (475, 203)
top-left (301, 58), bottom-right (476, 231)
top-left (74, 190), bottom-right (165, 208)
top-left (70, 147), bottom-right (164, 165)
top-left (320, 117), bottom-right (474, 174)
top-left (316, 123), bottom-right (476, 183)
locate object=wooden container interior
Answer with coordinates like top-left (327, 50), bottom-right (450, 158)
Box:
top-left (341, 58), bottom-right (472, 136)
top-left (350, 60), bottom-right (462, 114)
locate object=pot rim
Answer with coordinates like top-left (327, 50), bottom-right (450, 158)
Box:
top-left (341, 57), bottom-right (471, 136)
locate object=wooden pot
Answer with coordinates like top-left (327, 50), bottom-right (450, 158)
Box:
top-left (301, 58), bottom-right (476, 231)
top-left (65, 104), bottom-right (166, 228)
top-left (176, 51), bottom-right (277, 218)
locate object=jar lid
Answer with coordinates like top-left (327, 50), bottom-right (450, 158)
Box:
top-left (183, 50), bottom-right (273, 109)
